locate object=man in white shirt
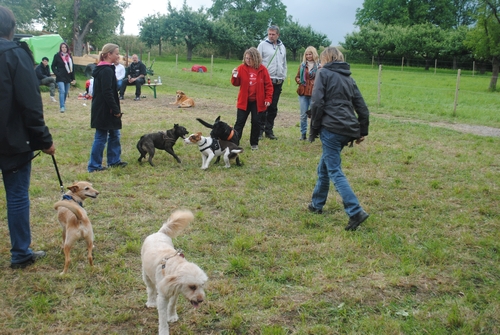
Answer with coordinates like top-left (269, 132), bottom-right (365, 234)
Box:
top-left (114, 60), bottom-right (126, 90)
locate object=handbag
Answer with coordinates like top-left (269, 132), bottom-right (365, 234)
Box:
top-left (296, 84), bottom-right (306, 96)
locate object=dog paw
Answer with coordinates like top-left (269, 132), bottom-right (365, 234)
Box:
top-left (146, 302), bottom-right (157, 308)
top-left (167, 315), bottom-right (179, 323)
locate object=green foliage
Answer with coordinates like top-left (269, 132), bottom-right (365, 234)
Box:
top-left (281, 20), bottom-right (331, 61)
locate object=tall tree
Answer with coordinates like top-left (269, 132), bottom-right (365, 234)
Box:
top-left (281, 20), bottom-right (331, 61)
top-left (139, 14), bottom-right (167, 55)
top-left (208, 0), bottom-right (287, 44)
top-left (0, 0), bottom-right (39, 29)
top-left (165, 1), bottom-right (212, 61)
top-left (464, 0), bottom-right (500, 90)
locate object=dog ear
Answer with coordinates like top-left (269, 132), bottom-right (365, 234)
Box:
top-left (174, 124), bottom-right (179, 128)
top-left (215, 116), bottom-right (220, 122)
top-left (67, 184), bottom-right (79, 193)
top-left (160, 275), bottom-right (180, 296)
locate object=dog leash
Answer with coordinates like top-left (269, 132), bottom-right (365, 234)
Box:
top-left (52, 155), bottom-right (65, 194)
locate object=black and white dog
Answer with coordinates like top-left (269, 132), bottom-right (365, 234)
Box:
top-left (184, 132), bottom-right (243, 170)
top-left (196, 116), bottom-right (242, 166)
top-left (137, 124), bottom-right (189, 166)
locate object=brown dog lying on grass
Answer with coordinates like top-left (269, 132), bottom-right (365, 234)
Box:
top-left (137, 124), bottom-right (189, 166)
top-left (54, 181), bottom-right (99, 275)
top-left (170, 90), bottom-right (195, 108)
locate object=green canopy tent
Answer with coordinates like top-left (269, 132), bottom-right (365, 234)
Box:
top-left (20, 34), bottom-right (64, 64)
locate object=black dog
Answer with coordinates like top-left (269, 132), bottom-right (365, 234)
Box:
top-left (137, 124), bottom-right (189, 166)
top-left (196, 116), bottom-right (242, 166)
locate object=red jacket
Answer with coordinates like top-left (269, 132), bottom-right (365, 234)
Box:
top-left (231, 64), bottom-right (273, 112)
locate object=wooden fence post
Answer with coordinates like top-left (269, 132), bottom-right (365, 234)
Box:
top-left (176, 54), bottom-right (178, 70)
top-left (434, 59), bottom-right (437, 74)
top-left (472, 61), bottom-right (475, 77)
top-left (453, 69), bottom-right (461, 116)
top-left (378, 64), bottom-right (382, 107)
top-left (211, 55), bottom-right (213, 80)
top-left (401, 57), bottom-right (404, 71)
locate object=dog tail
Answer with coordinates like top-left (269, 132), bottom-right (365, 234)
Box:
top-left (159, 209), bottom-right (194, 238)
top-left (54, 200), bottom-right (89, 222)
top-left (196, 118), bottom-right (213, 129)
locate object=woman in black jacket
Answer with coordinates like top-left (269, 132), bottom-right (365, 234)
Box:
top-left (308, 47), bottom-right (370, 231)
top-left (51, 42), bottom-right (75, 113)
top-left (87, 43), bottom-right (127, 172)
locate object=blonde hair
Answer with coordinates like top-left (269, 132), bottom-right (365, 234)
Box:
top-left (243, 47), bottom-right (262, 69)
top-left (302, 46), bottom-right (319, 63)
top-left (320, 47), bottom-right (344, 64)
top-left (100, 43), bottom-right (119, 62)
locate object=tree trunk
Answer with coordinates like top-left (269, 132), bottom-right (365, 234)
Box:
top-left (489, 56), bottom-right (499, 91)
top-left (453, 56), bottom-right (457, 70)
top-left (187, 46), bottom-right (193, 61)
top-left (71, 0), bottom-right (94, 56)
top-left (424, 58), bottom-right (430, 71)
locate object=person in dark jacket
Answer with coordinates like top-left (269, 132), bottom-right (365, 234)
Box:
top-left (51, 42), bottom-right (75, 113)
top-left (295, 46), bottom-right (320, 140)
top-left (35, 56), bottom-right (56, 102)
top-left (308, 46), bottom-right (370, 231)
top-left (231, 47), bottom-right (273, 150)
top-left (119, 54), bottom-right (146, 101)
top-left (88, 43), bottom-right (127, 172)
top-left (0, 6), bottom-right (56, 269)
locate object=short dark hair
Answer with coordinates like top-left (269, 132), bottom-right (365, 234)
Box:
top-left (42, 57), bottom-right (49, 62)
top-left (0, 6), bottom-right (16, 39)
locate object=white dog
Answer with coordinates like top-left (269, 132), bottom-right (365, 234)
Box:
top-left (184, 132), bottom-right (243, 169)
top-left (141, 210), bottom-right (208, 335)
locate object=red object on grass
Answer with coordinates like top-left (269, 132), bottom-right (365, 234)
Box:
top-left (191, 65), bottom-right (207, 73)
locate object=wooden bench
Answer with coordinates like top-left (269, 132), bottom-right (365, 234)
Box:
top-left (143, 82), bottom-right (162, 98)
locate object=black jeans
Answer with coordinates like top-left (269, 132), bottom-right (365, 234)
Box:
top-left (259, 81), bottom-right (283, 135)
top-left (234, 101), bottom-right (260, 146)
top-left (119, 77), bottom-right (145, 97)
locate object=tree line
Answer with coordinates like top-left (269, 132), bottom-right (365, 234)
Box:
top-left (344, 0), bottom-right (499, 91)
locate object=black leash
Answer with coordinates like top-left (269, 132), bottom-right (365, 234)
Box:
top-left (51, 155), bottom-right (64, 194)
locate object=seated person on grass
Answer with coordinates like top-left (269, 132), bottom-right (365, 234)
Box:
top-left (119, 54), bottom-right (147, 101)
top-left (35, 57), bottom-right (56, 102)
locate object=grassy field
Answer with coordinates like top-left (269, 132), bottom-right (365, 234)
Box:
top-left (0, 57), bottom-right (499, 334)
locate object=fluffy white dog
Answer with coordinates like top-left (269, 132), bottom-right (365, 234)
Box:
top-left (141, 210), bottom-right (208, 335)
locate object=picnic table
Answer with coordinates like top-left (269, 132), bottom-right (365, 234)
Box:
top-left (143, 82), bottom-right (162, 98)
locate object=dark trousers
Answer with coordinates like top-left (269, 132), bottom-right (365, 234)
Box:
top-left (234, 101), bottom-right (260, 146)
top-left (119, 77), bottom-right (145, 97)
top-left (259, 81), bottom-right (283, 135)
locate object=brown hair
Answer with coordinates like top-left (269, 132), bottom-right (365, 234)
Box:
top-left (320, 47), bottom-right (344, 64)
top-left (59, 42), bottom-right (70, 54)
top-left (100, 43), bottom-right (119, 62)
top-left (302, 46), bottom-right (319, 64)
top-left (0, 6), bottom-right (16, 39)
top-left (243, 47), bottom-right (262, 69)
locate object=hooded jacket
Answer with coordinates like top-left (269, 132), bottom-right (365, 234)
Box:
top-left (90, 63), bottom-right (122, 130)
top-left (0, 38), bottom-right (53, 161)
top-left (231, 63), bottom-right (273, 113)
top-left (257, 39), bottom-right (287, 80)
top-left (310, 61), bottom-right (369, 139)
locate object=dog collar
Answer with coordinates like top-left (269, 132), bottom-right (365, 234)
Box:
top-left (227, 129), bottom-right (234, 141)
top-left (62, 194), bottom-right (83, 207)
top-left (161, 249), bottom-right (185, 269)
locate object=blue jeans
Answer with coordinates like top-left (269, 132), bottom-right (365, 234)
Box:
top-left (298, 95), bottom-right (311, 136)
top-left (116, 79), bottom-right (123, 90)
top-left (311, 128), bottom-right (363, 217)
top-left (88, 129), bottom-right (122, 172)
top-left (2, 158), bottom-right (34, 263)
top-left (57, 81), bottom-right (70, 108)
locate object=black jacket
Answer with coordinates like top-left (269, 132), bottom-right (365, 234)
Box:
top-left (128, 61), bottom-right (147, 78)
top-left (310, 61), bottom-right (369, 139)
top-left (51, 52), bottom-right (75, 83)
top-left (0, 38), bottom-right (53, 164)
top-left (91, 63), bottom-right (122, 130)
top-left (35, 63), bottom-right (51, 83)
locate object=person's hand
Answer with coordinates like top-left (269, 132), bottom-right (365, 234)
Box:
top-left (308, 128), bottom-right (320, 143)
top-left (42, 143), bottom-right (56, 155)
top-left (70, 80), bottom-right (76, 86)
top-left (232, 68), bottom-right (238, 77)
top-left (114, 113), bottom-right (123, 119)
top-left (264, 101), bottom-right (270, 107)
top-left (355, 136), bottom-right (365, 144)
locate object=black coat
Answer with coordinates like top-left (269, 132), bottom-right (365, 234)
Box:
top-left (51, 52), bottom-right (75, 83)
top-left (91, 64), bottom-right (122, 130)
top-left (0, 38), bottom-right (53, 156)
top-left (310, 61), bottom-right (369, 139)
top-left (35, 63), bottom-right (51, 84)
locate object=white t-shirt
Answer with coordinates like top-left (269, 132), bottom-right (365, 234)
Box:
top-left (115, 63), bottom-right (126, 81)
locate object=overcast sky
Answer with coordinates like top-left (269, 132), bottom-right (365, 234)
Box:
top-left (123, 0), bottom-right (365, 46)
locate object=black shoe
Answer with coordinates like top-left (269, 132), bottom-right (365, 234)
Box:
top-left (10, 251), bottom-right (46, 269)
top-left (89, 167), bottom-right (108, 173)
top-left (345, 210), bottom-right (369, 231)
top-left (266, 133), bottom-right (278, 140)
top-left (300, 134), bottom-right (307, 140)
top-left (308, 203), bottom-right (323, 214)
top-left (109, 161), bottom-right (128, 168)
top-left (134, 96), bottom-right (140, 101)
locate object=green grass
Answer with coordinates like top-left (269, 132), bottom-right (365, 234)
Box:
top-left (0, 57), bottom-right (499, 334)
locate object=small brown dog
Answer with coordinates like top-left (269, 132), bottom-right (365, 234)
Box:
top-left (170, 90), bottom-right (195, 108)
top-left (53, 181), bottom-right (99, 275)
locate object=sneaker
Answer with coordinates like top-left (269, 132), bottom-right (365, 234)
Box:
top-left (119, 96), bottom-right (124, 100)
top-left (10, 251), bottom-right (46, 269)
top-left (300, 134), bottom-right (307, 141)
top-left (109, 161), bottom-right (128, 168)
top-left (60, 107), bottom-right (65, 113)
top-left (89, 167), bottom-right (108, 173)
top-left (345, 210), bottom-right (369, 231)
top-left (134, 96), bottom-right (140, 101)
top-left (266, 133), bottom-right (278, 140)
top-left (251, 145), bottom-right (258, 150)
top-left (50, 96), bottom-right (57, 102)
top-left (308, 203), bottom-right (323, 214)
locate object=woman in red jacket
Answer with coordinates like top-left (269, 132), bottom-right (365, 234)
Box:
top-left (231, 47), bottom-right (273, 150)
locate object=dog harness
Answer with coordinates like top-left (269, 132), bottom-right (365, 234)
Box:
top-left (199, 139), bottom-right (220, 152)
top-left (160, 249), bottom-right (185, 269)
top-left (62, 194), bottom-right (83, 207)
